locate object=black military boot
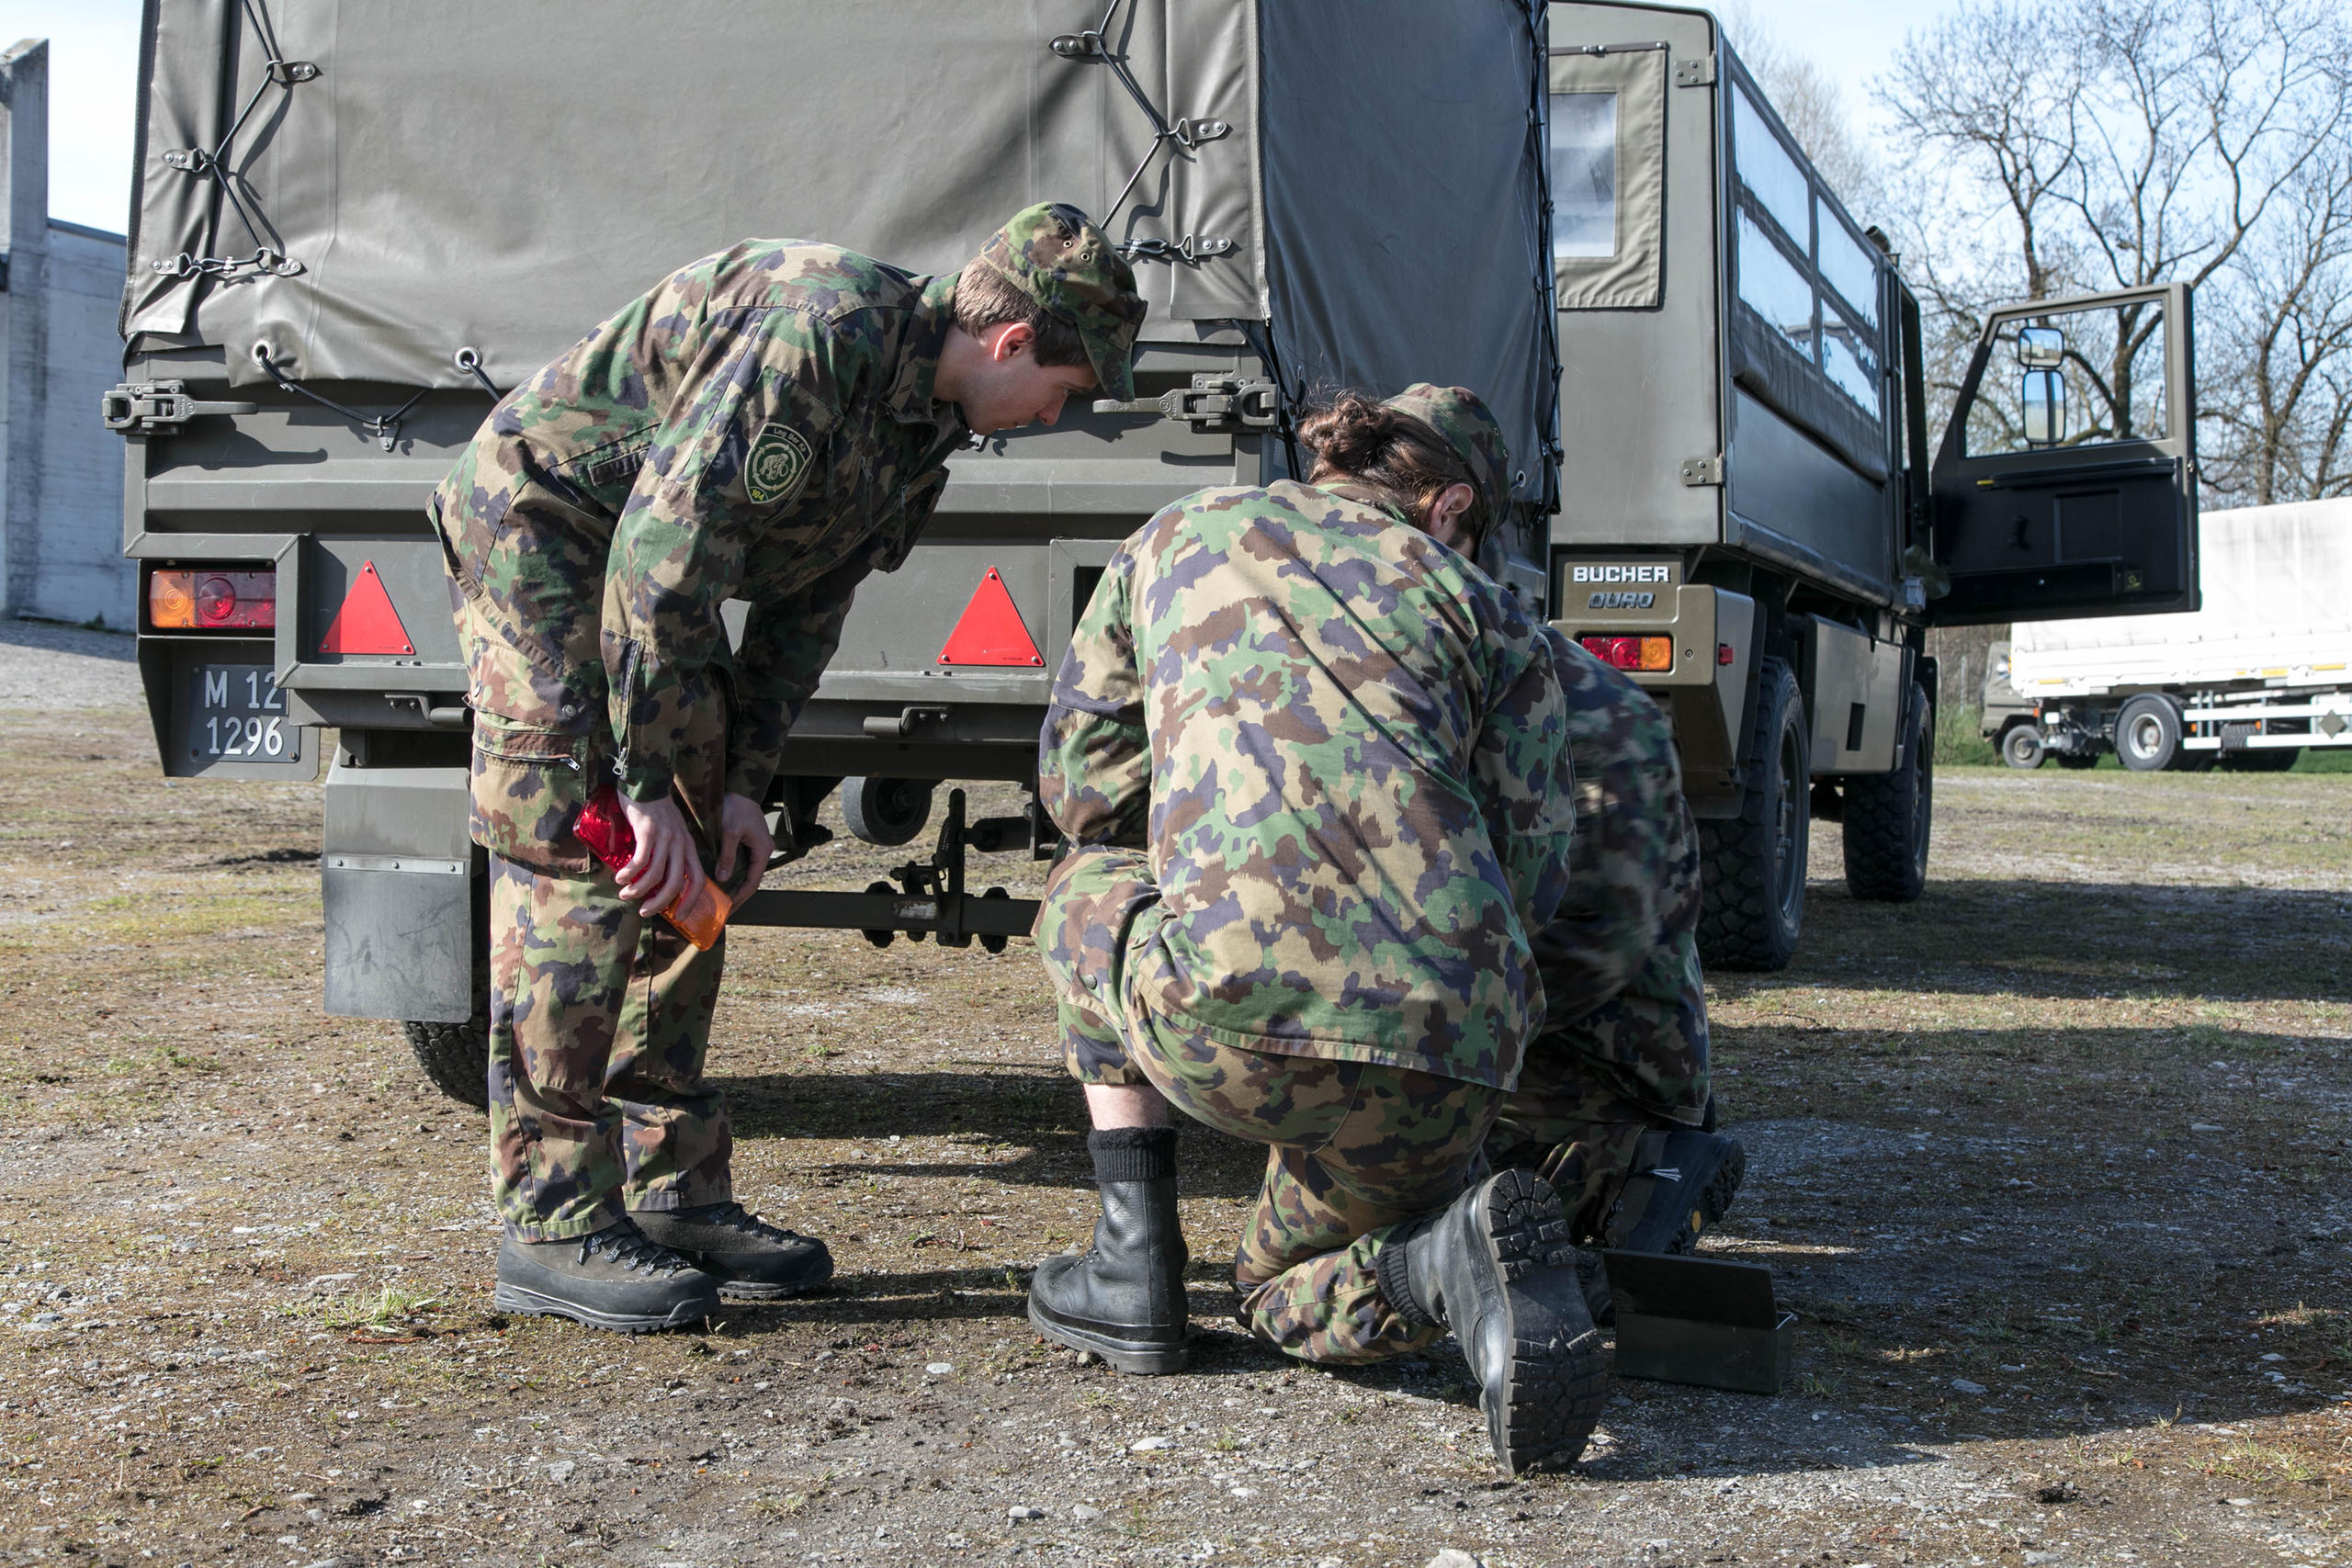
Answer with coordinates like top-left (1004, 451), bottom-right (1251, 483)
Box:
top-left (630, 1202), bottom-right (833, 1300)
top-left (1603, 1130), bottom-right (1747, 1255)
top-left (493, 1217), bottom-right (721, 1333)
top-left (1027, 1127), bottom-right (1190, 1373)
top-left (1378, 1168), bottom-right (1605, 1475)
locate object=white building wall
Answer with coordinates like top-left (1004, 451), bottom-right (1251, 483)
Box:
top-left (0, 38), bottom-right (133, 630)
top-left (28, 220), bottom-right (131, 626)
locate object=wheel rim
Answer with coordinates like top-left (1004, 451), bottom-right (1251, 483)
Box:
top-left (1773, 722), bottom-right (1804, 921)
top-left (2128, 712), bottom-right (2165, 761)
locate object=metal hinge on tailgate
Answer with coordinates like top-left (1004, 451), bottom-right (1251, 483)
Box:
top-left (1093, 374), bottom-right (1280, 433)
top-left (101, 381), bottom-right (259, 436)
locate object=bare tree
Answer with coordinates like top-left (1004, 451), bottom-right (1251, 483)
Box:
top-left (1874, 0), bottom-right (2352, 503)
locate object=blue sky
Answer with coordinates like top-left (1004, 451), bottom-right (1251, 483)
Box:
top-left (6, 0), bottom-right (1965, 235)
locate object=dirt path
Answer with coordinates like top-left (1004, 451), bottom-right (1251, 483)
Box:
top-left (3, 704), bottom-right (2348, 1567)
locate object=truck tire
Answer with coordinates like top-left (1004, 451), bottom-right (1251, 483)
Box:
top-left (842, 776), bottom-right (935, 846)
top-left (2113, 694), bottom-right (2183, 772)
top-left (404, 1017), bottom-right (489, 1111)
top-left (1698, 657), bottom-right (1809, 972)
top-left (1842, 683), bottom-right (1932, 902)
top-left (1999, 723), bottom-right (2044, 770)
top-left (402, 863), bottom-right (491, 1111)
top-left (2054, 751), bottom-right (2099, 770)
top-left (2221, 747), bottom-right (2300, 772)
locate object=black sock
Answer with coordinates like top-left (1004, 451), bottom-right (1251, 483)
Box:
top-left (1088, 1125), bottom-right (1176, 1183)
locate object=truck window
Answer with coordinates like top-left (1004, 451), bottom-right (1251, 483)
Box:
top-left (1733, 85), bottom-right (1810, 249)
top-left (1815, 203), bottom-right (1878, 330)
top-left (1962, 298), bottom-right (2171, 456)
top-left (1820, 307), bottom-right (1881, 416)
top-left (1551, 91), bottom-right (1618, 259)
top-left (1736, 209), bottom-right (1814, 355)
top-left (1548, 45), bottom-right (1667, 310)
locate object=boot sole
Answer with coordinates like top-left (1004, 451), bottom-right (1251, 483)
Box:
top-left (710, 1270), bottom-right (832, 1303)
top-left (1026, 1295), bottom-right (1190, 1375)
top-left (491, 1281), bottom-right (717, 1335)
top-left (1481, 1168), bottom-right (1608, 1476)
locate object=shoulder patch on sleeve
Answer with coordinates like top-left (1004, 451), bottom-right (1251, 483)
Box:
top-left (745, 423), bottom-right (817, 505)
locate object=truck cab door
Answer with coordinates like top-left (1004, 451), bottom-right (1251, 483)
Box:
top-left (1923, 283), bottom-right (2197, 626)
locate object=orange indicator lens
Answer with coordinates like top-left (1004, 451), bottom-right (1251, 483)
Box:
top-left (149, 566), bottom-right (276, 630)
top-left (1579, 635), bottom-right (1672, 672)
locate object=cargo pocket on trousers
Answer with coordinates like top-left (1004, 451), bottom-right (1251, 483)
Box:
top-left (469, 713), bottom-right (596, 876)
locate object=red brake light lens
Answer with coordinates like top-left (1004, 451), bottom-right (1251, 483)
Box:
top-left (1579, 634), bottom-right (1671, 672)
top-left (150, 567), bottom-right (276, 630)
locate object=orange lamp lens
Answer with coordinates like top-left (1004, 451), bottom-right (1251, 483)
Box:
top-left (149, 570), bottom-right (197, 628)
top-left (1637, 636), bottom-right (1672, 671)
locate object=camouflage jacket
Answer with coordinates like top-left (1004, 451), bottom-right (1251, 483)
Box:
top-left (1038, 479), bottom-right (1578, 1089)
top-left (433, 243), bottom-right (968, 804)
top-left (1530, 627), bottom-right (1705, 1032)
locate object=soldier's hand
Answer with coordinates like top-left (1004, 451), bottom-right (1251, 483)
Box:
top-left (715, 792), bottom-right (775, 901)
top-left (615, 793), bottom-right (696, 916)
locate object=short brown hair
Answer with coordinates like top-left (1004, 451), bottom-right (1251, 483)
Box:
top-left (953, 259), bottom-right (1091, 369)
top-left (1295, 391), bottom-right (1489, 539)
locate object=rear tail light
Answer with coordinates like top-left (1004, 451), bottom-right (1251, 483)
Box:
top-left (1579, 634), bottom-right (1671, 672)
top-left (151, 567), bottom-right (276, 631)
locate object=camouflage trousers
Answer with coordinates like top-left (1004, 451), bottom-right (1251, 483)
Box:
top-left (1038, 845), bottom-right (1501, 1364)
top-left (1486, 981), bottom-right (1711, 1239)
top-left (486, 855), bottom-right (733, 1239)
top-left (466, 614), bottom-right (737, 1241)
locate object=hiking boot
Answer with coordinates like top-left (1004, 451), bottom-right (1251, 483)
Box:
top-left (630, 1201), bottom-right (833, 1300)
top-left (1379, 1168), bottom-right (1605, 1475)
top-left (1027, 1127), bottom-right (1190, 1374)
top-left (493, 1217), bottom-right (720, 1334)
top-left (1602, 1130), bottom-right (1746, 1255)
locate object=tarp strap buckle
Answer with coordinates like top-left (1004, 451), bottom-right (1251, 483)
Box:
top-left (1050, 0), bottom-right (1233, 222)
top-left (1114, 234), bottom-right (1235, 266)
top-left (252, 344), bottom-right (430, 453)
top-left (153, 0), bottom-right (316, 281)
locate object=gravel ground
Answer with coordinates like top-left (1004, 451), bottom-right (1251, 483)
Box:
top-left (0, 620), bottom-right (141, 711)
top-left (3, 690), bottom-right (2350, 1568)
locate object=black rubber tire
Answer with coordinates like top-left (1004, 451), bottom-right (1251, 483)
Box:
top-left (842, 776), bottom-right (935, 847)
top-left (2221, 747), bottom-right (2301, 772)
top-left (402, 862), bottom-right (491, 1111)
top-left (404, 1018), bottom-right (489, 1111)
top-left (2054, 752), bottom-right (2100, 770)
top-left (2114, 694), bottom-right (2183, 772)
top-left (1842, 682), bottom-right (1932, 902)
top-left (1999, 723), bottom-right (2044, 770)
top-left (1697, 656), bottom-right (1809, 972)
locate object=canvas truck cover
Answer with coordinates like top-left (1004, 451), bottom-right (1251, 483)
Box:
top-left (2011, 499), bottom-right (2352, 694)
top-left (120, 0), bottom-right (1558, 510)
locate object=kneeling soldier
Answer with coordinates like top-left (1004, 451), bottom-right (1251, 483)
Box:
top-left (1027, 386), bottom-right (1603, 1474)
top-left (1487, 633), bottom-right (1744, 1316)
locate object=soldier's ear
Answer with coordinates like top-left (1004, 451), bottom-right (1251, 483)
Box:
top-left (986, 321), bottom-right (1036, 365)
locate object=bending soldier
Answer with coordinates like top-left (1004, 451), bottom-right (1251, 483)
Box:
top-left (433, 205), bottom-right (1145, 1333)
top-left (1026, 386), bottom-right (1606, 1475)
top-left (1487, 632), bottom-right (1744, 1315)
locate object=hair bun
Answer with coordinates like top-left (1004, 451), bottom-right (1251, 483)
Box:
top-left (1296, 392), bottom-right (1402, 472)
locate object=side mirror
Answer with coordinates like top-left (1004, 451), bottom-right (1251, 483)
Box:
top-left (2017, 325), bottom-right (2064, 369)
top-left (2021, 368), bottom-right (2066, 447)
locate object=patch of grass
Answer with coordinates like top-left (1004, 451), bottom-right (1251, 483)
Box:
top-left (320, 1287), bottom-right (442, 1331)
top-left (1935, 704), bottom-right (2002, 767)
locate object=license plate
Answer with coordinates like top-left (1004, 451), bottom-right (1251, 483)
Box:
top-left (184, 663), bottom-right (304, 768)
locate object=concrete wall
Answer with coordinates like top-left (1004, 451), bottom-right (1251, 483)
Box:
top-left (0, 39), bottom-right (132, 630)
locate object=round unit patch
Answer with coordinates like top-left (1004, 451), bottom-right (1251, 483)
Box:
top-left (744, 422), bottom-right (816, 505)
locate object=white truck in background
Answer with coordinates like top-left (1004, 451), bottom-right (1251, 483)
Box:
top-left (1998, 499), bottom-right (2352, 772)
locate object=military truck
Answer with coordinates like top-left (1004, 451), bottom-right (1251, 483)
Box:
top-left (107, 1), bottom-right (2200, 1105)
top-left (1538, 2), bottom-right (2199, 967)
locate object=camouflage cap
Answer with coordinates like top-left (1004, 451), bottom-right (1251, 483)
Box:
top-left (975, 202), bottom-right (1147, 401)
top-left (1382, 383), bottom-right (1515, 542)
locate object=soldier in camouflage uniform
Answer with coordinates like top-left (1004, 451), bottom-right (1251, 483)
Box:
top-left (434, 204), bottom-right (1145, 1333)
top-left (1025, 386), bottom-right (1607, 1475)
top-left (1487, 633), bottom-right (1744, 1314)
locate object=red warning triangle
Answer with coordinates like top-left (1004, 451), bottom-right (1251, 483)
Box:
top-left (319, 560), bottom-right (415, 656)
top-left (937, 567), bottom-right (1043, 667)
